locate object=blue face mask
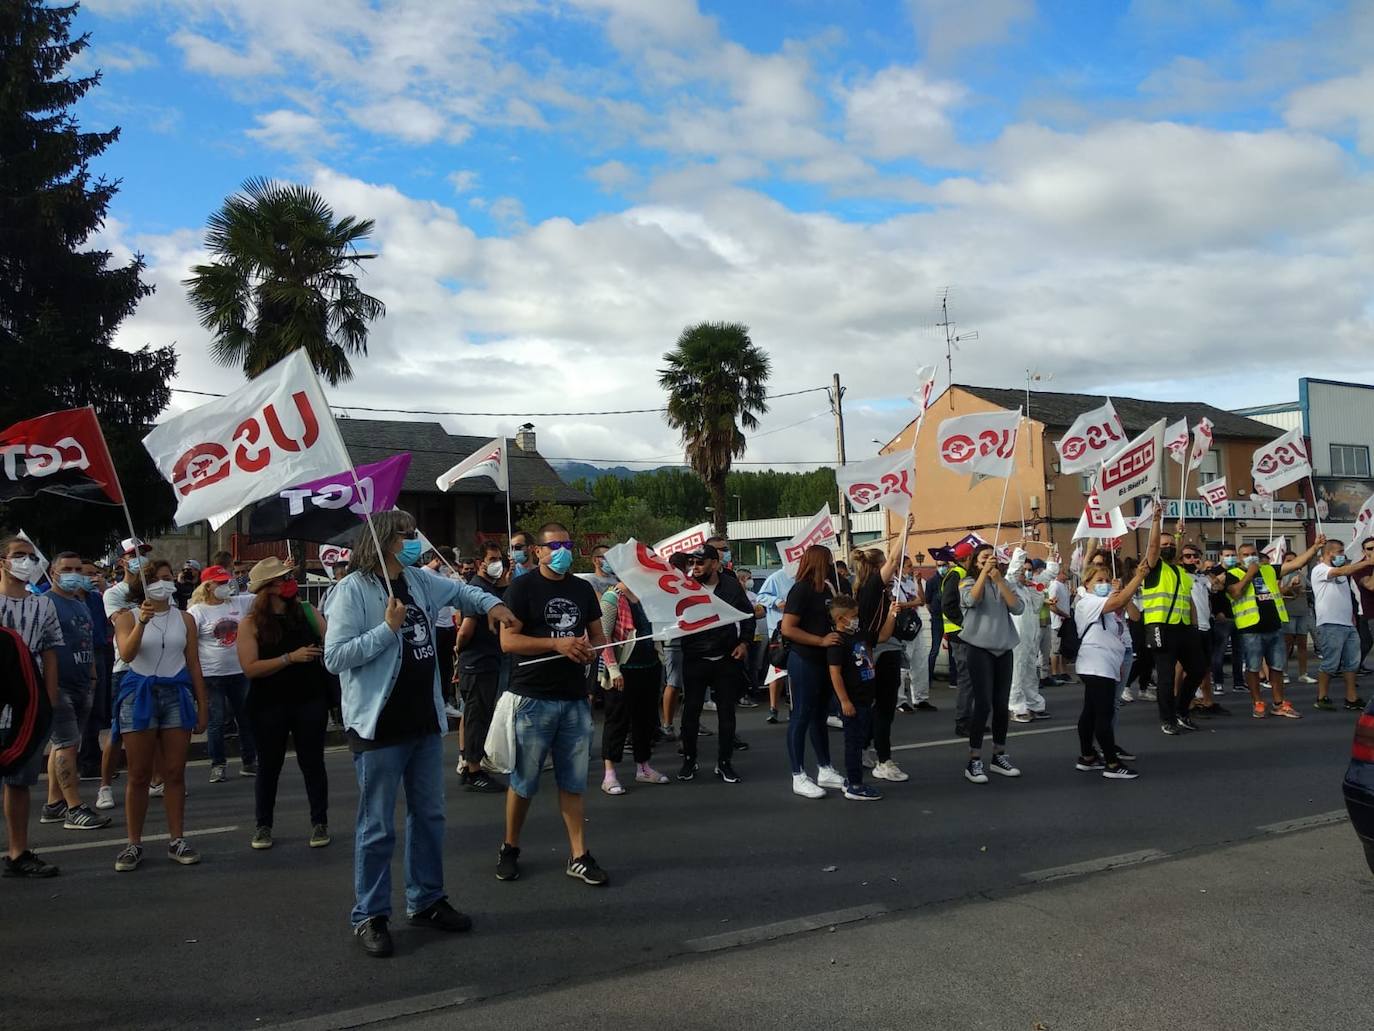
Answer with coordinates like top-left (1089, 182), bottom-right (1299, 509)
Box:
top-left (721, 549), bottom-right (732, 565)
top-left (398, 539), bottom-right (424, 566)
top-left (511, 548), bottom-right (527, 566)
top-left (57, 573), bottom-right (86, 592)
top-left (1093, 582), bottom-right (1112, 597)
top-left (126, 557), bottom-right (145, 574)
top-left (549, 548), bottom-right (575, 575)
top-left (1333, 553), bottom-right (1348, 567)
top-left (1222, 555), bottom-right (1237, 568)
top-left (599, 558), bottom-right (614, 576)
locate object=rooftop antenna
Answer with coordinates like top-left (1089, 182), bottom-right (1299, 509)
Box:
top-left (1024, 370), bottom-right (1051, 467)
top-left (937, 288), bottom-right (979, 408)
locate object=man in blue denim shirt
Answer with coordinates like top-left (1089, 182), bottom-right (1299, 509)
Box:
top-left (323, 510), bottom-right (514, 959)
top-left (497, 522), bottom-right (612, 888)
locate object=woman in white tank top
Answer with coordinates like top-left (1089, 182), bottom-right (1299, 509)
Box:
top-left (110, 559), bottom-right (208, 873)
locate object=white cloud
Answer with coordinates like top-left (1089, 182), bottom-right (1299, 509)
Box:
top-left (245, 109), bottom-right (337, 154)
top-left (447, 170), bottom-right (481, 194)
top-left (170, 30), bottom-right (277, 78)
top-left (1285, 68), bottom-right (1374, 156)
top-left (348, 96), bottom-right (453, 145)
top-left (905, 0), bottom-right (1034, 61)
top-left (587, 160), bottom-right (637, 192)
top-left (488, 196), bottom-right (527, 227)
top-left (841, 65), bottom-right (967, 163)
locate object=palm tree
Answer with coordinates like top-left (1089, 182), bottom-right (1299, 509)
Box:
top-left (659, 322), bottom-right (771, 536)
top-left (184, 177), bottom-right (385, 385)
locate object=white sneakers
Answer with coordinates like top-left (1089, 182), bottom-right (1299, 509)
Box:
top-left (95, 785), bottom-right (115, 810)
top-left (792, 773), bottom-right (826, 799)
top-left (815, 765), bottom-right (845, 788)
top-left (872, 760), bottom-right (909, 782)
top-left (825, 715), bottom-right (843, 729)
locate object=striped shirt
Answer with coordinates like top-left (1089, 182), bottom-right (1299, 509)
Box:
top-left (0, 593), bottom-right (64, 658)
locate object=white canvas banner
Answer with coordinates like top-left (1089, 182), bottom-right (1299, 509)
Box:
top-left (602, 540), bottom-right (751, 641)
top-left (936, 406), bottom-right (1021, 479)
top-left (1251, 426), bottom-right (1311, 496)
top-left (141, 350), bottom-right (351, 530)
top-left (1054, 400), bottom-right (1126, 475)
top-left (435, 437), bottom-right (508, 493)
top-left (836, 451), bottom-right (914, 516)
top-left (776, 505), bottom-right (838, 575)
top-left (1097, 418), bottom-right (1167, 512)
top-left (652, 521), bottom-right (712, 558)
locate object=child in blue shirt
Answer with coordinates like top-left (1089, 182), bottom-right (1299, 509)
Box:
top-left (826, 595), bottom-right (881, 801)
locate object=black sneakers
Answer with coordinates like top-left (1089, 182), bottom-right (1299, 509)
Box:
top-left (1176, 716), bottom-right (1201, 732)
top-left (461, 768), bottom-right (503, 794)
top-left (1075, 754), bottom-right (1106, 772)
top-left (566, 852), bottom-right (610, 886)
top-left (496, 843), bottom-right (521, 882)
top-left (355, 916), bottom-right (393, 958)
top-left (409, 898), bottom-right (473, 933)
top-left (714, 761), bottom-right (741, 784)
top-left (3, 850), bottom-right (59, 878)
top-left (1161, 722), bottom-right (1182, 736)
top-left (677, 758), bottom-right (697, 782)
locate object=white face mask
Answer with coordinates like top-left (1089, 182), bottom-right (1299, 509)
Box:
top-left (213, 583), bottom-right (238, 601)
top-left (145, 580), bottom-right (177, 602)
top-left (485, 560), bottom-right (505, 580)
top-left (6, 556), bottom-right (38, 581)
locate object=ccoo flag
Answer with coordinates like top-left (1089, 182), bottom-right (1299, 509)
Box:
top-left (1096, 418), bottom-right (1167, 512)
top-left (435, 438), bottom-right (508, 493)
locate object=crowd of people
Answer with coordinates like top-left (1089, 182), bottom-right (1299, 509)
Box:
top-left (3, 502), bottom-right (1370, 959)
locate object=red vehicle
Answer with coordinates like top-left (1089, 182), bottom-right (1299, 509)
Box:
top-left (1344, 697), bottom-right (1374, 875)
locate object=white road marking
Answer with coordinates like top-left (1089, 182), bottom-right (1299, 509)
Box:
top-left (1022, 849), bottom-right (1168, 883)
top-left (891, 724), bottom-right (1076, 752)
top-left (684, 903), bottom-right (887, 952)
top-left (1257, 810), bottom-right (1347, 835)
top-left (37, 825), bottom-right (240, 855)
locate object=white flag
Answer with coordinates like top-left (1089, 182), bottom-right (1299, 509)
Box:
top-left (909, 365), bottom-right (938, 412)
top-left (1097, 418), bottom-right (1167, 512)
top-left (1198, 477), bottom-right (1228, 510)
top-left (1124, 499), bottom-right (1154, 532)
top-left (1347, 491), bottom-right (1374, 550)
top-left (16, 530), bottom-right (49, 584)
top-left (1073, 489), bottom-right (1128, 541)
top-left (836, 451), bottom-right (914, 517)
top-left (603, 540), bottom-right (750, 641)
top-left (776, 505), bottom-right (838, 575)
top-left (936, 406), bottom-right (1021, 479)
top-left (1263, 536), bottom-right (1288, 564)
top-left (318, 544), bottom-right (352, 577)
top-left (435, 437), bottom-right (508, 493)
top-left (1189, 417), bottom-right (1215, 466)
top-left (141, 350), bottom-right (352, 530)
top-left (652, 521), bottom-right (712, 558)
top-left (1164, 418), bottom-right (1189, 465)
top-left (1251, 426), bottom-right (1311, 496)
top-left (1054, 400), bottom-right (1126, 475)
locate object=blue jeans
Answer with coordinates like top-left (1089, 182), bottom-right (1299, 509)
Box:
top-left (351, 733), bottom-right (446, 926)
top-left (205, 674), bottom-right (256, 767)
top-left (1239, 630), bottom-right (1286, 675)
top-left (785, 653), bottom-right (833, 775)
top-left (1316, 624), bottom-right (1361, 675)
top-left (841, 703), bottom-right (873, 786)
top-left (510, 696), bottom-right (593, 799)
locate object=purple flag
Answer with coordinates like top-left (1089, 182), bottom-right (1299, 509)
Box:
top-left (245, 453), bottom-right (411, 544)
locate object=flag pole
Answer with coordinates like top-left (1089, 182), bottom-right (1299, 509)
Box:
top-left (87, 408), bottom-right (149, 592)
top-left (1306, 472), bottom-right (1324, 536)
top-left (1177, 447), bottom-right (1192, 529)
top-left (992, 410), bottom-right (1022, 547)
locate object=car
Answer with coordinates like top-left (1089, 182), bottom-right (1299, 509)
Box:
top-left (1343, 695), bottom-right (1374, 876)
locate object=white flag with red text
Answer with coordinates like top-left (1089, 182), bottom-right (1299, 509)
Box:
top-left (776, 505), bottom-right (838, 575)
top-left (1164, 418), bottom-right (1189, 465)
top-left (1097, 418), bottom-right (1167, 512)
top-left (1263, 536), bottom-right (1288, 564)
top-left (837, 451), bottom-right (915, 517)
top-left (1346, 490), bottom-right (1374, 550)
top-left (436, 437), bottom-right (508, 493)
top-left (1251, 426), bottom-right (1311, 495)
top-left (652, 522), bottom-right (712, 558)
top-left (936, 407), bottom-right (1021, 479)
top-left (142, 350), bottom-right (352, 530)
top-left (909, 365), bottom-right (939, 413)
top-left (1189, 417), bottom-right (1215, 466)
top-left (1124, 499), bottom-right (1154, 532)
top-left (1054, 400), bottom-right (1126, 475)
top-left (1198, 477), bottom-right (1228, 510)
top-left (603, 540), bottom-right (751, 641)
top-left (1073, 488), bottom-right (1128, 541)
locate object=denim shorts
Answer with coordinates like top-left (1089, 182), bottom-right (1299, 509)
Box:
top-left (509, 696), bottom-right (593, 799)
top-left (2, 745), bottom-right (45, 788)
top-left (1316, 624), bottom-right (1361, 675)
top-left (1238, 631), bottom-right (1286, 675)
top-left (50, 681), bottom-right (93, 749)
top-left (116, 683), bottom-right (193, 734)
top-left (1284, 612), bottom-right (1314, 637)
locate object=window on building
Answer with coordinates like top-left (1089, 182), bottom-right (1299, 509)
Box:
top-left (1330, 444), bottom-right (1371, 478)
top-left (1196, 447), bottom-right (1221, 480)
top-left (1080, 472), bottom-right (1094, 494)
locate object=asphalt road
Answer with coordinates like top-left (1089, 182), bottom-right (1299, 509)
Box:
top-left (3, 677), bottom-right (1366, 1031)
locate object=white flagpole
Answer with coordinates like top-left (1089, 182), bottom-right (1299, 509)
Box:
top-left (992, 411), bottom-right (1022, 546)
top-left (1177, 446), bottom-right (1192, 528)
top-left (1306, 471), bottom-right (1324, 536)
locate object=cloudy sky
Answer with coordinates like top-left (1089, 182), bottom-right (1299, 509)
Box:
top-left (76, 0), bottom-right (1374, 469)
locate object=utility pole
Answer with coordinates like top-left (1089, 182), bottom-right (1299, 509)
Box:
top-left (831, 372), bottom-right (852, 556)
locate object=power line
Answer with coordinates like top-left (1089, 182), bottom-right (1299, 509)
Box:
top-left (168, 384), bottom-right (830, 417)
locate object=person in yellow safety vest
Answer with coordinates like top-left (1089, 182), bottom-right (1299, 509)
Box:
top-left (1140, 511), bottom-right (1209, 736)
top-left (937, 540), bottom-right (977, 738)
top-left (1226, 536), bottom-right (1325, 720)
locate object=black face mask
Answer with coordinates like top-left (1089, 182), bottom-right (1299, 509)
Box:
top-left (1181, 560), bottom-right (1198, 572)
top-left (1159, 546), bottom-right (1177, 562)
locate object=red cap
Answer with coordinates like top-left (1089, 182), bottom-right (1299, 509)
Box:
top-left (200, 565), bottom-right (232, 584)
top-left (952, 541), bottom-right (976, 560)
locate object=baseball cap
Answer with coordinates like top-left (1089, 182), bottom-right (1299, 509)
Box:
top-left (687, 544), bottom-right (720, 562)
top-left (952, 541), bottom-right (976, 561)
top-left (183, 559), bottom-right (202, 571)
top-left (200, 565), bottom-right (232, 584)
top-left (120, 537), bottom-right (152, 556)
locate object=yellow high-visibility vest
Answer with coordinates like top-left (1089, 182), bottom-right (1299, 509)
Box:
top-left (1228, 564), bottom-right (1288, 629)
top-left (942, 565), bottom-right (967, 634)
top-left (1141, 561), bottom-right (1189, 626)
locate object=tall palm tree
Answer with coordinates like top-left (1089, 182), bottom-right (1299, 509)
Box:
top-left (184, 177), bottom-right (385, 385)
top-left (659, 322), bottom-right (771, 536)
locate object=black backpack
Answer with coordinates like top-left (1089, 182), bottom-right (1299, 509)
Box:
top-left (1057, 611), bottom-right (1083, 663)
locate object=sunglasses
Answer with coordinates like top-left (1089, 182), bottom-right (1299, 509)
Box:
top-left (540, 541), bottom-right (575, 552)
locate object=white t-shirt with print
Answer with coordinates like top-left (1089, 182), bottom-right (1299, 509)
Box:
top-left (1311, 563), bottom-right (1357, 627)
top-left (1073, 592), bottom-right (1129, 680)
top-left (189, 595), bottom-right (253, 677)
top-left (1048, 580), bottom-right (1071, 630)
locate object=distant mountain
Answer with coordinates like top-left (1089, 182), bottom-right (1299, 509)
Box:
top-left (553, 461), bottom-right (685, 483)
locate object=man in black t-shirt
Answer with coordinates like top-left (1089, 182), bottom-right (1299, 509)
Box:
top-left (455, 542), bottom-right (508, 792)
top-left (497, 523), bottom-right (610, 887)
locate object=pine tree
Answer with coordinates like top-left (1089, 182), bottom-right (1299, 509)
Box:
top-left (0, 1), bottom-right (176, 556)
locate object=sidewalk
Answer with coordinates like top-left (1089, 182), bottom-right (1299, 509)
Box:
top-left (387, 823), bottom-right (1367, 1031)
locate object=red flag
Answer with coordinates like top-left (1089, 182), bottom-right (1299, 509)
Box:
top-left (0, 406), bottom-right (123, 505)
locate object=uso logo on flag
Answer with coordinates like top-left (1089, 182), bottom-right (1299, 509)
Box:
top-left (170, 391), bottom-right (322, 498)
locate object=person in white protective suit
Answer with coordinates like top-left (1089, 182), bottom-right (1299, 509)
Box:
top-left (1006, 547), bottom-right (1050, 722)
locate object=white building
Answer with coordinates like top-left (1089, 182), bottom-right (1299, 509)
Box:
top-left (1236, 377), bottom-right (1374, 544)
top-left (725, 511), bottom-right (886, 571)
